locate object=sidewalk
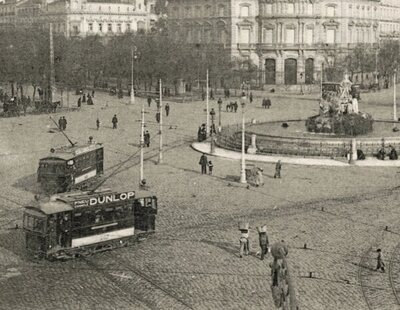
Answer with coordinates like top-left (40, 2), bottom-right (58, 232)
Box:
top-left (192, 142), bottom-right (400, 167)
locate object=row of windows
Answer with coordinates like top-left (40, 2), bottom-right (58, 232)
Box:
top-left (239, 27), bottom-right (377, 45)
top-left (177, 27), bottom-right (228, 44)
top-left (381, 23), bottom-right (400, 33)
top-left (169, 4), bottom-right (226, 18)
top-left (84, 21), bottom-right (145, 34)
top-left (71, 4), bottom-right (142, 13)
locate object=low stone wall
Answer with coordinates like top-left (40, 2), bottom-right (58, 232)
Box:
top-left (216, 124), bottom-right (400, 158)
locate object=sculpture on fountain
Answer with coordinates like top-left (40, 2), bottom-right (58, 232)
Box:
top-left (307, 73), bottom-right (373, 136)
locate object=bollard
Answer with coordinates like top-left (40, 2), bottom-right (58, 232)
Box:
top-left (309, 272), bottom-right (313, 278)
top-left (303, 243), bottom-right (307, 249)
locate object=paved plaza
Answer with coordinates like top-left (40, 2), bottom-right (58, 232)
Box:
top-left (1, 88), bottom-right (400, 309)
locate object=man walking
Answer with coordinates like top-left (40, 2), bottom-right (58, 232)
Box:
top-left (144, 130), bottom-right (150, 147)
top-left (165, 103), bottom-right (170, 117)
top-left (112, 114), bottom-right (118, 129)
top-left (274, 160), bottom-right (282, 179)
top-left (258, 226), bottom-right (269, 260)
top-left (239, 228), bottom-right (250, 258)
top-left (376, 249), bottom-right (385, 272)
top-left (96, 118), bottom-right (100, 130)
top-left (199, 153), bottom-right (208, 174)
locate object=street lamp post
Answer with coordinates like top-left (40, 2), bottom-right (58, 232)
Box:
top-left (210, 108), bottom-right (216, 154)
top-left (394, 66), bottom-right (398, 125)
top-left (218, 100), bottom-right (222, 132)
top-left (130, 47), bottom-right (138, 104)
top-left (240, 96), bottom-right (247, 184)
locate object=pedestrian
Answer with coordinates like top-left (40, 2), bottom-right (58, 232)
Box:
top-left (208, 160), bottom-right (213, 175)
top-left (234, 101), bottom-right (238, 113)
top-left (82, 93), bottom-right (86, 103)
top-left (199, 153), bottom-right (208, 174)
top-left (92, 90), bottom-right (95, 97)
top-left (249, 92), bottom-right (253, 103)
top-left (389, 145), bottom-right (398, 160)
top-left (58, 117), bottom-right (63, 131)
top-left (165, 103), bottom-right (170, 116)
top-left (255, 168), bottom-right (264, 186)
top-left (77, 97), bottom-right (81, 108)
top-left (258, 226), bottom-right (269, 260)
top-left (112, 114), bottom-right (118, 129)
top-left (144, 130), bottom-right (150, 147)
top-left (376, 249), bottom-right (385, 272)
top-left (62, 116), bottom-right (67, 131)
top-left (239, 228), bottom-right (250, 258)
top-left (210, 89), bottom-right (214, 100)
top-left (96, 118), bottom-right (100, 130)
top-left (87, 96), bottom-right (93, 105)
top-left (202, 92), bottom-right (206, 101)
top-left (156, 111), bottom-right (160, 123)
top-left (274, 160), bottom-right (282, 178)
top-left (147, 96), bottom-right (152, 107)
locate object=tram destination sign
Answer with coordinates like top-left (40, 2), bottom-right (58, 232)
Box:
top-left (73, 191), bottom-right (136, 208)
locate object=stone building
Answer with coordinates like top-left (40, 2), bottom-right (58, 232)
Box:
top-left (0, 0), bottom-right (158, 37)
top-left (167, 0), bottom-right (398, 87)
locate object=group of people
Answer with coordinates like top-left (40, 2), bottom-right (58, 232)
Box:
top-left (377, 145), bottom-right (398, 160)
top-left (58, 116), bottom-right (68, 131)
top-left (238, 223), bottom-right (270, 260)
top-left (197, 124), bottom-right (208, 142)
top-left (262, 98), bottom-right (272, 109)
top-left (198, 153), bottom-right (213, 175)
top-left (77, 90), bottom-right (95, 108)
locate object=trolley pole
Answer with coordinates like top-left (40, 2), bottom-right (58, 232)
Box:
top-left (394, 68), bottom-right (397, 125)
top-left (240, 98), bottom-right (247, 184)
top-left (140, 100), bottom-right (145, 185)
top-left (49, 23), bottom-right (56, 104)
top-left (130, 48), bottom-right (135, 104)
top-left (158, 79), bottom-right (163, 164)
top-left (206, 69), bottom-right (209, 138)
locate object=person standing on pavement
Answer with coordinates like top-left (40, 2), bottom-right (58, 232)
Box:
top-left (96, 118), bottom-right (100, 130)
top-left (199, 153), bottom-right (208, 174)
top-left (92, 90), bottom-right (95, 97)
top-left (258, 227), bottom-right (269, 260)
top-left (62, 116), bottom-right (67, 131)
top-left (208, 161), bottom-right (213, 175)
top-left (112, 114), bottom-right (118, 129)
top-left (239, 229), bottom-right (250, 258)
top-left (376, 249), bottom-right (385, 272)
top-left (147, 96), bottom-right (151, 107)
top-left (144, 130), bottom-right (150, 147)
top-left (77, 97), bottom-right (81, 108)
top-left (274, 160), bottom-right (282, 179)
top-left (58, 117), bottom-right (63, 131)
top-left (249, 92), bottom-right (253, 104)
top-left (165, 103), bottom-right (170, 117)
top-left (82, 93), bottom-right (86, 103)
top-left (156, 111), bottom-right (160, 124)
top-left (255, 168), bottom-right (264, 186)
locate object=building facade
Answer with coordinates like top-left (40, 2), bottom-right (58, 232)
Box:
top-left (167, 0), bottom-right (399, 86)
top-left (0, 0), bottom-right (158, 37)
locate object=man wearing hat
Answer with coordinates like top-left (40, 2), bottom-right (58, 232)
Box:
top-left (258, 226), bottom-right (269, 260)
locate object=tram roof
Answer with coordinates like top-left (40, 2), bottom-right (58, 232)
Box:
top-left (38, 200), bottom-right (73, 214)
top-left (40, 143), bottom-right (103, 161)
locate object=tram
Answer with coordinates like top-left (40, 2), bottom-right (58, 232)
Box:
top-left (37, 143), bottom-right (104, 194)
top-left (23, 189), bottom-right (157, 260)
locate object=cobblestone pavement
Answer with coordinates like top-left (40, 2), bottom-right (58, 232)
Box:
top-left (1, 90), bottom-right (400, 309)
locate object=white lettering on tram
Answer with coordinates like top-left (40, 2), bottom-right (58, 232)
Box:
top-left (88, 191), bottom-right (135, 206)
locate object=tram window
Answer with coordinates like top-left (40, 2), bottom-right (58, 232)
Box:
top-left (104, 207), bottom-right (114, 221)
top-left (146, 198), bottom-right (152, 208)
top-left (24, 215), bottom-right (45, 233)
top-left (138, 198), bottom-right (145, 206)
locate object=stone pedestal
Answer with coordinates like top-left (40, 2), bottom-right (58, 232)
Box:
top-left (247, 134), bottom-right (258, 154)
top-left (350, 138), bottom-right (357, 164)
top-left (176, 79), bottom-right (185, 95)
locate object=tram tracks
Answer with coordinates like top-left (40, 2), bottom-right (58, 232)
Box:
top-left (84, 251), bottom-right (194, 310)
top-left (359, 239), bottom-right (400, 309)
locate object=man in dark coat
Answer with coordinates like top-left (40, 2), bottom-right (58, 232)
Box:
top-left (199, 153), bottom-right (208, 174)
top-left (112, 114), bottom-right (118, 129)
top-left (62, 116), bottom-right (67, 130)
top-left (147, 96), bottom-right (152, 107)
top-left (77, 97), bottom-right (81, 108)
top-left (144, 131), bottom-right (150, 147)
top-left (165, 103), bottom-right (170, 116)
top-left (258, 229), bottom-right (269, 260)
top-left (82, 93), bottom-right (86, 103)
top-left (58, 117), bottom-right (63, 131)
top-left (156, 112), bottom-right (160, 123)
top-left (274, 160), bottom-right (282, 178)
